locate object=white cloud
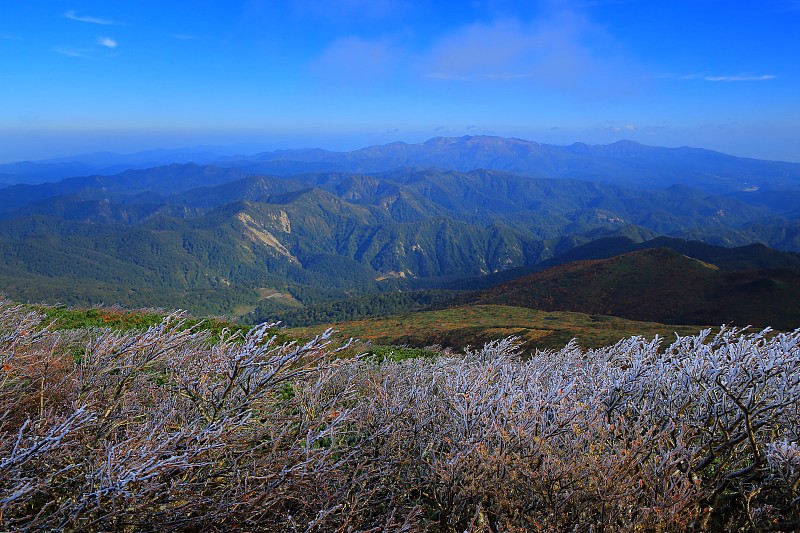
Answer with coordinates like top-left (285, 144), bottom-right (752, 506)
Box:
top-left (311, 36), bottom-right (402, 82)
top-left (613, 124), bottom-right (636, 132)
top-left (97, 37), bottom-right (118, 49)
top-left (169, 34), bottom-right (197, 41)
top-left (63, 10), bottom-right (117, 25)
top-left (658, 73), bottom-right (776, 82)
top-left (425, 18), bottom-right (540, 81)
top-left (704, 74), bottom-right (776, 82)
top-left (421, 7), bottom-right (640, 95)
top-left (294, 0), bottom-right (404, 20)
top-left (427, 70), bottom-right (533, 81)
top-left (52, 47), bottom-right (95, 59)
top-left (596, 121), bottom-right (637, 133)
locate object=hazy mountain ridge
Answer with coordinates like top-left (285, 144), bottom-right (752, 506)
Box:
top-left (221, 136), bottom-right (800, 193)
top-left (0, 144), bottom-right (264, 185)
top-left (5, 136), bottom-right (800, 192)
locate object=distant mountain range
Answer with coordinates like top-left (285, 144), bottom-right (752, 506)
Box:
top-left (2, 135), bottom-right (800, 321)
top-left (224, 136), bottom-right (800, 194)
top-left (5, 136), bottom-right (800, 193)
top-left (0, 144), bottom-right (264, 186)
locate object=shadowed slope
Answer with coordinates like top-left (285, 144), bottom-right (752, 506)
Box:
top-left (475, 248), bottom-right (800, 330)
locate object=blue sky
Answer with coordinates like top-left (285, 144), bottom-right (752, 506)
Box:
top-left (1, 0), bottom-right (799, 162)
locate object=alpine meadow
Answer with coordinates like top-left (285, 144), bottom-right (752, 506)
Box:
top-left (2, 1), bottom-right (800, 531)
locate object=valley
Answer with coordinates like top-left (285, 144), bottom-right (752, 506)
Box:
top-left (2, 136), bottom-right (800, 333)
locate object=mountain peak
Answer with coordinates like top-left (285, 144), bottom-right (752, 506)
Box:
top-left (610, 139), bottom-right (645, 148)
top-left (423, 136), bottom-right (472, 146)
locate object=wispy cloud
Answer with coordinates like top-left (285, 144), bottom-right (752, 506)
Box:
top-left (424, 18), bottom-right (538, 82)
top-left (311, 36), bottom-right (402, 83)
top-left (97, 37), bottom-right (118, 49)
top-left (293, 0), bottom-right (405, 20)
top-left (578, 0), bottom-right (641, 5)
top-left (421, 6), bottom-right (641, 96)
top-left (659, 72), bottom-right (776, 82)
top-left (704, 74), bottom-right (776, 82)
top-left (63, 10), bottom-right (118, 25)
top-left (595, 121), bottom-right (637, 134)
top-left (428, 70), bottom-right (534, 81)
top-left (699, 121), bottom-right (739, 130)
top-left (169, 34), bottom-right (197, 41)
top-left (52, 46), bottom-right (95, 59)
top-left (433, 126), bottom-right (458, 134)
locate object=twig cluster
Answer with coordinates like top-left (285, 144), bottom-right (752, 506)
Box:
top-left (1, 299), bottom-right (798, 531)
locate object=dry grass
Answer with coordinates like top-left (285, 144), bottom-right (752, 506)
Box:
top-left (289, 304), bottom-right (712, 352)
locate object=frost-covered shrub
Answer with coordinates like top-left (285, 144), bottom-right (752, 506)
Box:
top-left (1, 297), bottom-right (799, 531)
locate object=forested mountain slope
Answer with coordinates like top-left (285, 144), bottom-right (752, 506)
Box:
top-left (474, 248), bottom-right (800, 330)
top-left (3, 137), bottom-right (800, 317)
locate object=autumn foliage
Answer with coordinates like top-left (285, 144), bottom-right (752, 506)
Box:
top-left (1, 298), bottom-right (798, 531)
